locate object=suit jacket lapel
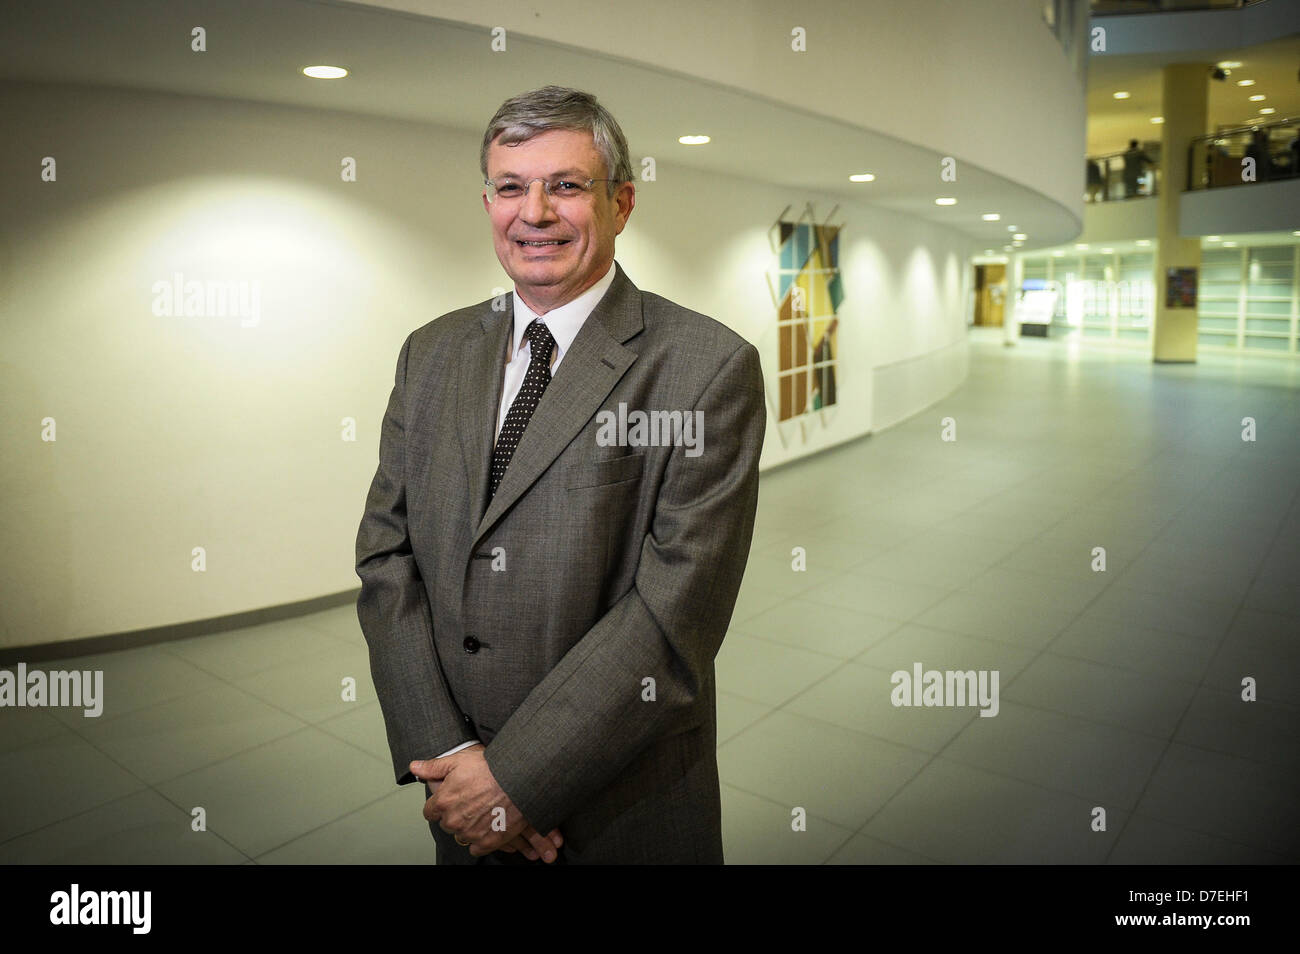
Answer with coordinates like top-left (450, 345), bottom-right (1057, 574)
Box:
top-left (457, 301), bottom-right (511, 529)
top-left (469, 261), bottom-right (644, 551)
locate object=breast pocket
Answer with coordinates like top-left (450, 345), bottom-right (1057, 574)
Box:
top-left (566, 452), bottom-right (645, 490)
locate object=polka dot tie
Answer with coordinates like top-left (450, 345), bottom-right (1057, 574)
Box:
top-left (489, 319), bottom-right (556, 499)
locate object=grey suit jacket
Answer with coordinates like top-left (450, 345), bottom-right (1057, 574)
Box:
top-left (355, 260), bottom-right (765, 863)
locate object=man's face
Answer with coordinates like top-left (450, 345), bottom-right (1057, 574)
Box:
top-left (483, 128), bottom-right (635, 314)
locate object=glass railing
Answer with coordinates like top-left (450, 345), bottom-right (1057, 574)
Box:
top-left (1091, 0), bottom-right (1267, 14)
top-left (1084, 146), bottom-right (1162, 202)
top-left (1188, 117), bottom-right (1300, 189)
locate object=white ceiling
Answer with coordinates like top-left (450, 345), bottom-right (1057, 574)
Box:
top-left (1087, 33), bottom-right (1300, 154)
top-left (0, 0), bottom-right (1080, 250)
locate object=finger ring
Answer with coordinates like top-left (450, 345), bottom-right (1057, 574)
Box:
top-left (454, 835), bottom-right (469, 846)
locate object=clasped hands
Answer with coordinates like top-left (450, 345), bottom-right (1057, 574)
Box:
top-left (412, 744), bottom-right (563, 863)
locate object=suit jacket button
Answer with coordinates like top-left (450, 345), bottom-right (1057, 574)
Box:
top-left (463, 636), bottom-right (480, 654)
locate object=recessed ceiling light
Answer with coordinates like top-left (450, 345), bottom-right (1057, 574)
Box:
top-left (1207, 235), bottom-right (1222, 241)
top-left (935, 197), bottom-right (957, 205)
top-left (1260, 107), bottom-right (1276, 115)
top-left (1074, 243), bottom-right (1089, 250)
top-left (1150, 116), bottom-right (1164, 124)
top-left (303, 65), bottom-right (348, 79)
top-left (1136, 239), bottom-right (1151, 246)
top-left (849, 172), bottom-right (876, 182)
top-left (1013, 233), bottom-right (1027, 241)
top-left (1248, 94), bottom-right (1266, 102)
top-left (1217, 61), bottom-right (1242, 69)
top-left (678, 135), bottom-right (710, 145)
top-left (1223, 241), bottom-right (1238, 247)
top-left (1113, 91), bottom-right (1131, 99)
top-left (1236, 79), bottom-right (1255, 87)
top-left (982, 213), bottom-right (1001, 221)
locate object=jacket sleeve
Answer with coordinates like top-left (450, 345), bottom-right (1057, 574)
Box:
top-left (355, 331), bottom-right (474, 785)
top-left (483, 339), bottom-right (766, 833)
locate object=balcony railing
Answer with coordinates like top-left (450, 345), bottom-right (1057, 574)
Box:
top-left (1188, 117), bottom-right (1300, 189)
top-left (1085, 146), bottom-right (1162, 202)
top-left (1091, 0), bottom-right (1267, 14)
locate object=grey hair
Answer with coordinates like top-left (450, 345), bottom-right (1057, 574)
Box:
top-left (480, 86), bottom-right (633, 198)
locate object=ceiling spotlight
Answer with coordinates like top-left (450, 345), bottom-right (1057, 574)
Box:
top-left (1248, 94), bottom-right (1266, 102)
top-left (1260, 107), bottom-right (1276, 115)
top-left (982, 213), bottom-right (1001, 221)
top-left (1113, 91), bottom-right (1131, 99)
top-left (1223, 241), bottom-right (1238, 247)
top-left (1150, 116), bottom-right (1164, 124)
top-left (1217, 61), bottom-right (1242, 70)
top-left (849, 172), bottom-right (876, 181)
top-left (303, 65), bottom-right (348, 79)
top-left (678, 135), bottom-right (710, 145)
top-left (935, 197), bottom-right (957, 205)
top-left (1013, 233), bottom-right (1027, 241)
top-left (1236, 79), bottom-right (1256, 87)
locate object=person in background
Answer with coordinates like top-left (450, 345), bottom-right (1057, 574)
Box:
top-left (1122, 139), bottom-right (1152, 198)
top-left (1244, 128), bottom-right (1273, 182)
top-left (1086, 158), bottom-right (1104, 202)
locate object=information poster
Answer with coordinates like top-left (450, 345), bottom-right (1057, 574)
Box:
top-left (1166, 267), bottom-right (1198, 308)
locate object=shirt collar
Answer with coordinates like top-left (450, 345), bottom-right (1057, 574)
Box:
top-left (509, 260), bottom-right (617, 361)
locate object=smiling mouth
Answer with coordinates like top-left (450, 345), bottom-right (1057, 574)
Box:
top-left (515, 239), bottom-right (570, 247)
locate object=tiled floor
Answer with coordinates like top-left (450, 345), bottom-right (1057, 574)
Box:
top-left (3, 330), bottom-right (1298, 864)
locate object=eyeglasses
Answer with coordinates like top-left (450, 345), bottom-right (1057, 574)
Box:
top-left (484, 177), bottom-right (619, 203)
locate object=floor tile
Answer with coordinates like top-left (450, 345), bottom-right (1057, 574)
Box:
top-left (861, 758), bottom-right (1121, 864)
top-left (1003, 654), bottom-right (1198, 738)
top-left (0, 789), bottom-right (248, 864)
top-left (941, 701), bottom-right (1166, 809)
top-left (1133, 744), bottom-right (1300, 859)
top-left (718, 710), bottom-right (930, 830)
top-left (715, 632), bottom-right (841, 706)
top-left (720, 784), bottom-right (854, 864)
top-left (154, 728), bottom-right (393, 858)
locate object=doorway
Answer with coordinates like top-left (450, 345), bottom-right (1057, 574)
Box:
top-left (973, 264), bottom-right (1006, 327)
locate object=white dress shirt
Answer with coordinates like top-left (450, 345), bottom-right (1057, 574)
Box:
top-left (494, 261), bottom-right (618, 440)
top-left (433, 261), bottom-right (618, 762)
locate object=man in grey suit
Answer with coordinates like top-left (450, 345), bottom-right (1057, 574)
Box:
top-left (355, 86), bottom-right (765, 864)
